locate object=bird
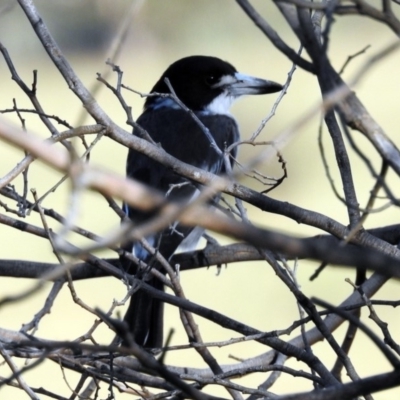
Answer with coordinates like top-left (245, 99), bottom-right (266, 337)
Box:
top-left (121, 55), bottom-right (283, 348)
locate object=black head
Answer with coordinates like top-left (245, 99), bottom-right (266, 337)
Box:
top-left (144, 55), bottom-right (283, 113)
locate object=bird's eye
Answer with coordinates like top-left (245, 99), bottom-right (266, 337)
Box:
top-left (205, 75), bottom-right (218, 86)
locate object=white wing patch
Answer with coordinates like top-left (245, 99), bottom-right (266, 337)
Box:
top-left (175, 226), bottom-right (205, 254)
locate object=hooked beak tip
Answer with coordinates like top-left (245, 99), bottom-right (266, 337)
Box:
top-left (262, 81), bottom-right (284, 94)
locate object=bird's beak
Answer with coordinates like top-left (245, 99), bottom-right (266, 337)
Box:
top-left (225, 72), bottom-right (283, 97)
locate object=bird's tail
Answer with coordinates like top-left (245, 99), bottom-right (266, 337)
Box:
top-left (123, 274), bottom-right (164, 348)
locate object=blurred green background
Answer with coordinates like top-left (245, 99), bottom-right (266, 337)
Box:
top-left (1, 0), bottom-right (400, 398)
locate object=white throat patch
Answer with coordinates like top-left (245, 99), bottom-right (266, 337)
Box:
top-left (203, 92), bottom-right (235, 116)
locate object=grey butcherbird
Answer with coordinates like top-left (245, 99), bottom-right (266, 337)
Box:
top-left (121, 55), bottom-right (283, 348)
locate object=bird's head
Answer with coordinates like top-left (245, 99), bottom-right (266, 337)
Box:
top-left (144, 55), bottom-right (283, 115)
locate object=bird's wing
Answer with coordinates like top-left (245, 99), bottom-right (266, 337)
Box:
top-left (124, 108), bottom-right (239, 258)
